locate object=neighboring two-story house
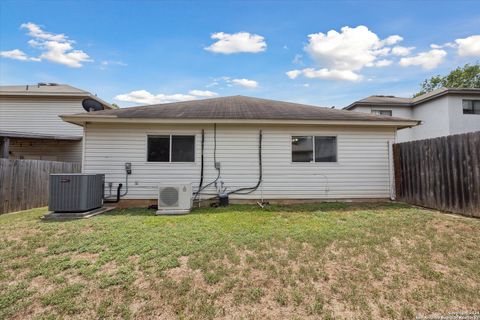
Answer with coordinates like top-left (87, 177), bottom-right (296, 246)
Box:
top-left (0, 83), bottom-right (112, 163)
top-left (344, 88), bottom-right (480, 142)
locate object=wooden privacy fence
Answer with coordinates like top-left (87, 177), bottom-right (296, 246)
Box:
top-left (393, 131), bottom-right (480, 218)
top-left (0, 159), bottom-right (81, 214)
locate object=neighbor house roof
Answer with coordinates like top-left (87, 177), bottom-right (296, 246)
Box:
top-left (0, 83), bottom-right (113, 109)
top-left (61, 95), bottom-right (420, 128)
top-left (344, 87), bottom-right (480, 110)
top-left (0, 130), bottom-right (82, 141)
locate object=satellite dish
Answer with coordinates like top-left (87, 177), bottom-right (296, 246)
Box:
top-left (82, 99), bottom-right (104, 112)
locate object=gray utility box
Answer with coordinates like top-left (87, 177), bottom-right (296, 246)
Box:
top-left (49, 174), bottom-right (105, 212)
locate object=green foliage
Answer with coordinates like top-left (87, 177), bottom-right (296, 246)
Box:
top-left (414, 63), bottom-right (480, 97)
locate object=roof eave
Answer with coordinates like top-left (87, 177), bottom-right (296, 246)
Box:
top-left (0, 92), bottom-right (113, 109)
top-left (344, 102), bottom-right (413, 110)
top-left (60, 114), bottom-right (420, 128)
top-left (412, 88), bottom-right (480, 105)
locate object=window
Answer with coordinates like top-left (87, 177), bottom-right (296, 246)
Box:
top-left (147, 135), bottom-right (195, 162)
top-left (292, 136), bottom-right (313, 162)
top-left (315, 136), bottom-right (337, 162)
top-left (372, 110), bottom-right (392, 116)
top-left (292, 136), bottom-right (337, 162)
top-left (462, 100), bottom-right (480, 115)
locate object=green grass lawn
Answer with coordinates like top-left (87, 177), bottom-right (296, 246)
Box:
top-left (0, 202), bottom-right (479, 319)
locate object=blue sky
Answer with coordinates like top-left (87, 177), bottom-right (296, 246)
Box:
top-left (1, 1), bottom-right (479, 108)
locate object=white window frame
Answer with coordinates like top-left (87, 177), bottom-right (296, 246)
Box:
top-left (291, 135), bottom-right (338, 163)
top-left (146, 134), bottom-right (196, 163)
top-left (371, 109), bottom-right (392, 116)
top-left (462, 99), bottom-right (480, 115)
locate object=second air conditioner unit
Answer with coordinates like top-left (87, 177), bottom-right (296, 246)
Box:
top-left (156, 183), bottom-right (192, 215)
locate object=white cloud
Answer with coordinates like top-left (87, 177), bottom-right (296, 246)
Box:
top-left (381, 35), bottom-right (403, 46)
top-left (21, 22), bottom-right (67, 41)
top-left (115, 89), bottom-right (219, 105)
top-left (231, 78), bottom-right (259, 88)
top-left (286, 70), bottom-right (302, 79)
top-left (287, 67), bottom-right (362, 81)
top-left (373, 59), bottom-right (393, 67)
top-left (205, 81), bottom-right (219, 88)
top-left (292, 54), bottom-right (303, 65)
top-left (0, 49), bottom-right (36, 61)
top-left (22, 22), bottom-right (92, 67)
top-left (188, 90), bottom-right (218, 97)
top-left (100, 60), bottom-right (127, 70)
top-left (291, 25), bottom-right (406, 81)
top-left (1, 22), bottom-right (91, 67)
top-left (204, 32), bottom-right (266, 54)
top-left (399, 49), bottom-right (447, 69)
top-left (391, 46), bottom-right (415, 56)
top-left (455, 35), bottom-right (480, 57)
top-left (302, 68), bottom-right (362, 81)
top-left (115, 90), bottom-right (197, 104)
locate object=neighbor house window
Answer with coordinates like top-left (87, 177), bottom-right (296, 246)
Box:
top-left (462, 100), bottom-right (480, 115)
top-left (292, 136), bottom-right (337, 162)
top-left (147, 135), bottom-right (195, 162)
top-left (372, 110), bottom-right (392, 116)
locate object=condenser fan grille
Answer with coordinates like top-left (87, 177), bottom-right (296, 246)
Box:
top-left (159, 187), bottom-right (179, 207)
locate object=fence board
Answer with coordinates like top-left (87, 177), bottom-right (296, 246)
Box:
top-left (394, 131), bottom-right (480, 218)
top-left (0, 159), bottom-right (80, 214)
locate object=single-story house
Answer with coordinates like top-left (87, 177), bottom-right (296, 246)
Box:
top-left (61, 96), bottom-right (419, 205)
top-left (344, 87), bottom-right (480, 142)
top-left (0, 83), bottom-right (112, 162)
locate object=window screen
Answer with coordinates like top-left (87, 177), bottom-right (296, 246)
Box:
top-left (463, 100), bottom-right (480, 115)
top-left (292, 136), bottom-right (313, 162)
top-left (147, 135), bottom-right (170, 162)
top-left (292, 136), bottom-right (337, 163)
top-left (147, 135), bottom-right (195, 162)
top-left (172, 135), bottom-right (195, 162)
top-left (315, 136), bottom-right (337, 162)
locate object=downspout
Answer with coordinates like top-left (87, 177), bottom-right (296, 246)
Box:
top-left (81, 122), bottom-right (87, 172)
top-left (388, 139), bottom-right (395, 201)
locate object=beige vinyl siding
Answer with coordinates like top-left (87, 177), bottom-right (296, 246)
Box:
top-left (0, 96), bottom-right (85, 136)
top-left (83, 123), bottom-right (395, 200)
top-left (9, 138), bottom-right (82, 162)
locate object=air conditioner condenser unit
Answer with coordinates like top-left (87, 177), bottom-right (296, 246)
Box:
top-left (156, 183), bottom-right (192, 215)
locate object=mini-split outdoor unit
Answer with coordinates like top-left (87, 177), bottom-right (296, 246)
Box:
top-left (156, 183), bottom-right (192, 215)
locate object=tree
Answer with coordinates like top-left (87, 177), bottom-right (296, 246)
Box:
top-left (414, 63), bottom-right (480, 97)
top-left (111, 103), bottom-right (119, 109)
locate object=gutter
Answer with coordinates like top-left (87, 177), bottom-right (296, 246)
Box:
top-left (59, 115), bottom-right (421, 128)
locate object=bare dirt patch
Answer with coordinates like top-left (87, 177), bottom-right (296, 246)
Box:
top-left (71, 252), bottom-right (99, 263)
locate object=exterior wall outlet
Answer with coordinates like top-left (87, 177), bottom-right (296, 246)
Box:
top-left (215, 162), bottom-right (221, 169)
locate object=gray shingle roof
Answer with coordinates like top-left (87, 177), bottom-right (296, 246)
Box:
top-left (353, 95), bottom-right (412, 105)
top-left (81, 95), bottom-right (413, 122)
top-left (0, 83), bottom-right (113, 109)
top-left (344, 87), bottom-right (480, 110)
top-left (0, 84), bottom-right (88, 95)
